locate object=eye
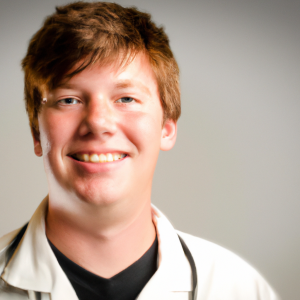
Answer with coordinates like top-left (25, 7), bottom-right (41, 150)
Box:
top-left (115, 97), bottom-right (135, 103)
top-left (58, 98), bottom-right (80, 105)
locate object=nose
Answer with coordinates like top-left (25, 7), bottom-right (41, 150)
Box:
top-left (79, 98), bottom-right (117, 139)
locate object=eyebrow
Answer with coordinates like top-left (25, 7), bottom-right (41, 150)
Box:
top-left (115, 80), bottom-right (151, 96)
top-left (56, 82), bottom-right (76, 89)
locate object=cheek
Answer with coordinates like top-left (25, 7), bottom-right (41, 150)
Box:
top-left (120, 109), bottom-right (163, 152)
top-left (38, 111), bottom-right (79, 155)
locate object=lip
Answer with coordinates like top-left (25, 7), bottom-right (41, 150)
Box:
top-left (67, 154), bottom-right (128, 173)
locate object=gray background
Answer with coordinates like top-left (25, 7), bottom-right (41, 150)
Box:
top-left (0, 0), bottom-right (299, 299)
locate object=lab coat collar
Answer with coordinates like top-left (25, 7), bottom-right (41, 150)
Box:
top-left (1, 196), bottom-right (78, 299)
top-left (145, 205), bottom-right (192, 292)
top-left (1, 198), bottom-right (192, 298)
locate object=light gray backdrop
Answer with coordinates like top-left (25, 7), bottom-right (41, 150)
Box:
top-left (0, 0), bottom-right (299, 299)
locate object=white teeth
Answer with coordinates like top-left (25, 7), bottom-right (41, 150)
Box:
top-left (83, 154), bottom-right (90, 162)
top-left (99, 153), bottom-right (107, 163)
top-left (113, 153), bottom-right (121, 160)
top-left (74, 153), bottom-right (127, 163)
top-left (106, 153), bottom-right (113, 162)
top-left (90, 154), bottom-right (100, 163)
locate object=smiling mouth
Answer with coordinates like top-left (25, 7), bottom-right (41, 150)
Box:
top-left (71, 153), bottom-right (127, 163)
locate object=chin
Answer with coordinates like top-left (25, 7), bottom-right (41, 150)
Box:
top-left (73, 180), bottom-right (125, 206)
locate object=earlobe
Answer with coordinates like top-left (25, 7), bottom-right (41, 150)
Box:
top-left (31, 128), bottom-right (43, 157)
top-left (34, 142), bottom-right (43, 157)
top-left (160, 119), bottom-right (177, 151)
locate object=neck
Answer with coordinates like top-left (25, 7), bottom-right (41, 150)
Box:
top-left (46, 193), bottom-right (156, 278)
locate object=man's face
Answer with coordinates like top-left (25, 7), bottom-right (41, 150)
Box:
top-left (34, 53), bottom-right (177, 206)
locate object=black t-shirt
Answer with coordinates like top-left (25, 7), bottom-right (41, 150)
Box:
top-left (48, 237), bottom-right (158, 300)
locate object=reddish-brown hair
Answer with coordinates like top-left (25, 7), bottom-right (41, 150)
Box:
top-left (22, 1), bottom-right (180, 137)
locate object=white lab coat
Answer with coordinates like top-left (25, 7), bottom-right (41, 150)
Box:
top-left (0, 197), bottom-right (279, 300)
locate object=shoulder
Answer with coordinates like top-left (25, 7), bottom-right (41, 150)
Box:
top-left (177, 231), bottom-right (280, 300)
top-left (177, 230), bottom-right (254, 269)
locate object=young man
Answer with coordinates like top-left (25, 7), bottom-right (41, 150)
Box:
top-left (0, 2), bottom-right (279, 300)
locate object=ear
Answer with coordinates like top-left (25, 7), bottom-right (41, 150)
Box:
top-left (160, 119), bottom-right (177, 151)
top-left (31, 127), bottom-right (43, 157)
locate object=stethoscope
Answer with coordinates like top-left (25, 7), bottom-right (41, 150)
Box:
top-left (5, 224), bottom-right (198, 300)
top-left (178, 235), bottom-right (198, 300)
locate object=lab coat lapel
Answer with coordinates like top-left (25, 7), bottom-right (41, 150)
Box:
top-left (137, 205), bottom-right (192, 300)
top-left (1, 196), bottom-right (78, 300)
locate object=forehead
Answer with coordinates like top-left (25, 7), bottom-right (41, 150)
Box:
top-left (55, 52), bottom-right (158, 95)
